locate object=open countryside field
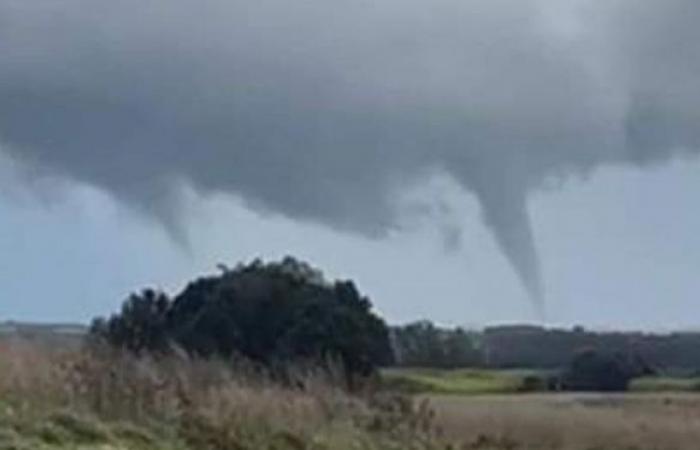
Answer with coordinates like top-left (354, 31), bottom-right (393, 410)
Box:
top-left (428, 393), bottom-right (700, 450)
top-left (4, 341), bottom-right (700, 449)
top-left (381, 368), bottom-right (545, 395)
top-left (381, 368), bottom-right (700, 449)
top-left (384, 368), bottom-right (700, 395)
top-left (630, 376), bottom-right (700, 392)
top-left (384, 369), bottom-right (700, 450)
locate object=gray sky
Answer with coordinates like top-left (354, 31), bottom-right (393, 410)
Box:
top-left (1, 0), bottom-right (699, 329)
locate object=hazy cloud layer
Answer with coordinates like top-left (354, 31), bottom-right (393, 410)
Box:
top-left (1, 0), bottom-right (698, 307)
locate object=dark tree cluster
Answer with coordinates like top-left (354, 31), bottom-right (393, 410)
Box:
top-left (564, 348), bottom-right (655, 391)
top-left (391, 321), bottom-right (483, 368)
top-left (482, 325), bottom-right (700, 373)
top-left (90, 257), bottom-right (394, 378)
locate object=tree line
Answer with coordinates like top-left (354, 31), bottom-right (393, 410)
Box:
top-left (391, 322), bottom-right (700, 374)
top-left (89, 256), bottom-right (700, 390)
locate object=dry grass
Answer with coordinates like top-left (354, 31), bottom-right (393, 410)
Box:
top-left (5, 338), bottom-right (700, 449)
top-left (429, 393), bottom-right (700, 450)
top-left (0, 337), bottom-right (442, 450)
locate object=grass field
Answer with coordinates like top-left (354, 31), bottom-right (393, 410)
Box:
top-left (384, 367), bottom-right (700, 395)
top-left (0, 406), bottom-right (185, 450)
top-left (381, 368), bottom-right (552, 395)
top-left (630, 376), bottom-right (700, 392)
top-left (428, 393), bottom-right (700, 450)
top-left (0, 340), bottom-right (443, 450)
top-left (5, 341), bottom-right (700, 450)
top-left (381, 368), bottom-right (700, 449)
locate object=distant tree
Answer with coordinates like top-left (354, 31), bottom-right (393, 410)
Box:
top-left (564, 348), bottom-right (653, 391)
top-left (90, 289), bottom-right (171, 354)
top-left (444, 327), bottom-right (483, 367)
top-left (481, 325), bottom-right (700, 371)
top-left (391, 321), bottom-right (482, 368)
top-left (90, 257), bottom-right (393, 378)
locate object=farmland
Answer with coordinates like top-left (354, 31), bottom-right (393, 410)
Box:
top-left (382, 368), bottom-right (700, 449)
top-left (384, 367), bottom-right (700, 395)
top-left (429, 393), bottom-right (700, 450)
top-left (381, 368), bottom-right (548, 395)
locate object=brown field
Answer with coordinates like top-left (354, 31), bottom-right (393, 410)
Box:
top-left (428, 392), bottom-right (700, 450)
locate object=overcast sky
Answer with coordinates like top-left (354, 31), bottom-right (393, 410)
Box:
top-left (1, 0), bottom-right (699, 329)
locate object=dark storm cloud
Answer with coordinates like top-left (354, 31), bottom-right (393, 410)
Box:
top-left (1, 0), bottom-right (698, 306)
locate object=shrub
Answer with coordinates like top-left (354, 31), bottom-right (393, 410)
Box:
top-left (564, 349), bottom-right (652, 392)
top-left (90, 257), bottom-right (394, 380)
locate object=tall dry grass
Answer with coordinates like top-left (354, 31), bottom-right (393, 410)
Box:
top-left (0, 337), bottom-right (442, 450)
top-left (7, 337), bottom-right (700, 449)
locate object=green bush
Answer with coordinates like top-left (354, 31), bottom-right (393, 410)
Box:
top-left (90, 257), bottom-right (394, 379)
top-left (564, 349), bottom-right (653, 392)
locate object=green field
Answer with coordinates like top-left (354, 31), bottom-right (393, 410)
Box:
top-left (383, 368), bottom-right (700, 396)
top-left (381, 368), bottom-right (552, 395)
top-left (630, 376), bottom-right (700, 392)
